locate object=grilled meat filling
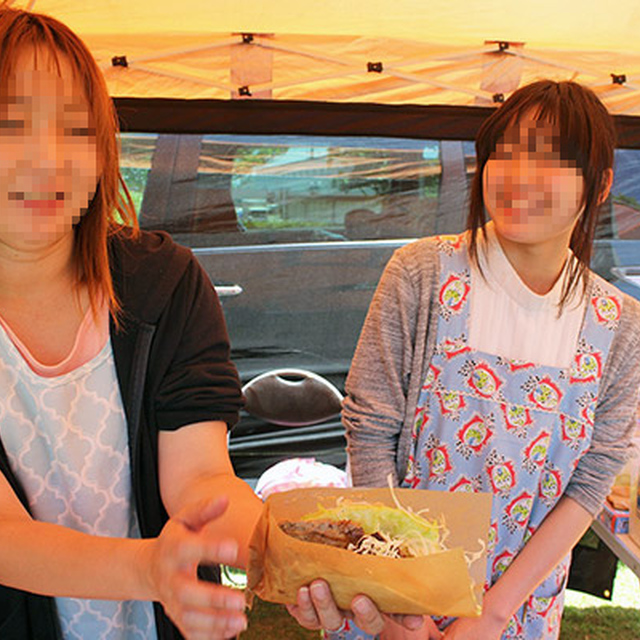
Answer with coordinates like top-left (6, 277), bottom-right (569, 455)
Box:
top-left (279, 519), bottom-right (365, 549)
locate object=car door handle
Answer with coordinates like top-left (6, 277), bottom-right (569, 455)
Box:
top-left (214, 284), bottom-right (244, 297)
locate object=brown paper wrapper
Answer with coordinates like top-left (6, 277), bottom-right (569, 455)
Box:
top-left (247, 487), bottom-right (492, 617)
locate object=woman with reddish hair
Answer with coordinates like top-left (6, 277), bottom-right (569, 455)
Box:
top-left (289, 81), bottom-right (640, 639)
top-left (0, 7), bottom-right (261, 639)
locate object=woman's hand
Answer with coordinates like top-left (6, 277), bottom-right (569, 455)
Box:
top-left (140, 496), bottom-right (247, 640)
top-left (286, 579), bottom-right (435, 637)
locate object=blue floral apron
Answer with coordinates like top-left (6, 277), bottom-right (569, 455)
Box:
top-left (327, 234), bottom-right (621, 640)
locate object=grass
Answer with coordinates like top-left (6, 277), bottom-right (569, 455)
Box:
top-left (233, 564), bottom-right (640, 639)
top-left (242, 599), bottom-right (317, 640)
top-left (560, 607), bottom-right (640, 640)
top-left (240, 599), bottom-right (640, 640)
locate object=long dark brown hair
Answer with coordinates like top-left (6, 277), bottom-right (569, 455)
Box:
top-left (467, 80), bottom-right (616, 310)
top-left (0, 6), bottom-right (138, 324)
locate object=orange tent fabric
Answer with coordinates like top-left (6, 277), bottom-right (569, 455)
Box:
top-left (6, 0), bottom-right (640, 114)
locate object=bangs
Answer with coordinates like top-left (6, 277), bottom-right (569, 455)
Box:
top-left (0, 10), bottom-right (96, 106)
top-left (481, 83), bottom-right (591, 174)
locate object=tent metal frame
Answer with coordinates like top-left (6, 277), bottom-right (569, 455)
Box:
top-left (103, 34), bottom-right (640, 112)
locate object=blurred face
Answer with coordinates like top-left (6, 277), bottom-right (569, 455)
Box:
top-left (483, 113), bottom-right (584, 245)
top-left (0, 47), bottom-right (98, 252)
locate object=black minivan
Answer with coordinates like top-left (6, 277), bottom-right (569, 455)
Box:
top-left (119, 129), bottom-right (640, 482)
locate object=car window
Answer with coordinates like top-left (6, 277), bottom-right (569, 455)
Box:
top-left (120, 134), bottom-right (453, 244)
top-left (611, 149), bottom-right (640, 241)
top-left (604, 148), bottom-right (640, 297)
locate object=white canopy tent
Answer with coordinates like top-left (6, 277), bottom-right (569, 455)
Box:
top-left (6, 0), bottom-right (640, 116)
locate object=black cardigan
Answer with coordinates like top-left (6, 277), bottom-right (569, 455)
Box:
top-left (0, 229), bottom-right (243, 639)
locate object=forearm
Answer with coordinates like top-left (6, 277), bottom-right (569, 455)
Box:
top-left (483, 496), bottom-right (592, 625)
top-left (170, 472), bottom-right (263, 569)
top-left (344, 382), bottom-right (401, 487)
top-left (0, 518), bottom-right (152, 600)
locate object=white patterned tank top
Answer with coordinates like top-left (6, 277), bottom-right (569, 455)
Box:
top-left (0, 323), bottom-right (157, 639)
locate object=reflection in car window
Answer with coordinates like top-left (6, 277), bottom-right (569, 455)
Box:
top-left (612, 149), bottom-right (640, 240)
top-left (120, 134), bottom-right (450, 246)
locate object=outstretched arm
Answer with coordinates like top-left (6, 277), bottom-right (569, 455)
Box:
top-left (158, 420), bottom-right (263, 570)
top-left (0, 470), bottom-right (246, 639)
top-left (0, 420), bottom-right (259, 639)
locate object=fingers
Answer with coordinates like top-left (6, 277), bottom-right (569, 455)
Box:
top-left (351, 595), bottom-right (386, 636)
top-left (420, 616), bottom-right (443, 639)
top-left (176, 575), bottom-right (245, 611)
top-left (309, 580), bottom-right (348, 632)
top-left (175, 534), bottom-right (239, 569)
top-left (287, 583), bottom-right (431, 638)
top-left (152, 503), bottom-right (247, 639)
top-left (286, 581), bottom-right (349, 632)
top-left (170, 577), bottom-right (247, 638)
top-left (175, 496), bottom-right (230, 532)
top-left (287, 583), bottom-right (392, 636)
top-left (179, 605), bottom-right (247, 638)
top-left (286, 586), bottom-right (321, 629)
top-left (398, 614), bottom-right (426, 631)
top-left (387, 613), bottom-right (427, 632)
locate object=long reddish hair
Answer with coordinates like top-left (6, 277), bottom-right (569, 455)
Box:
top-left (468, 80), bottom-right (616, 310)
top-left (0, 6), bottom-right (138, 323)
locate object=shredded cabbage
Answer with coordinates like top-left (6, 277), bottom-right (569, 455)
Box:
top-left (300, 479), bottom-right (448, 558)
top-left (299, 476), bottom-right (485, 565)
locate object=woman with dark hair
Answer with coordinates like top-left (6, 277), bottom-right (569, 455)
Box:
top-left (0, 7), bottom-right (261, 639)
top-left (288, 80), bottom-right (640, 639)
